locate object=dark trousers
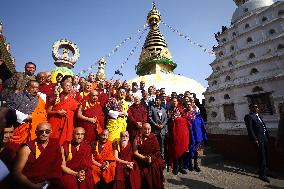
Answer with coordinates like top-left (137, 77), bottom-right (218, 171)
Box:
top-left (155, 133), bottom-right (166, 160)
top-left (257, 139), bottom-right (269, 177)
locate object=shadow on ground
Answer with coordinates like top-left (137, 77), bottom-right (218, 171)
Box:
top-left (167, 177), bottom-right (223, 189)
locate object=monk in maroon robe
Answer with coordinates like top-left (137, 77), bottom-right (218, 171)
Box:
top-left (78, 90), bottom-right (105, 144)
top-left (97, 81), bottom-right (110, 109)
top-left (113, 131), bottom-right (141, 189)
top-left (127, 96), bottom-right (148, 140)
top-left (12, 122), bottom-right (64, 189)
top-left (133, 123), bottom-right (164, 189)
top-left (168, 98), bottom-right (189, 175)
top-left (38, 71), bottom-right (55, 98)
top-left (61, 127), bottom-right (94, 189)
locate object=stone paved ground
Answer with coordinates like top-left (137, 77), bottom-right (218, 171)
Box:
top-left (164, 161), bottom-right (284, 189)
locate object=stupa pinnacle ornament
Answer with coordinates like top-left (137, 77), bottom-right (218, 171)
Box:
top-left (136, 3), bottom-right (176, 76)
top-left (51, 39), bottom-right (80, 83)
top-left (52, 39), bottom-right (80, 69)
top-left (96, 57), bottom-right (106, 82)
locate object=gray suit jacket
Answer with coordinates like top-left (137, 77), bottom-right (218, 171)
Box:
top-left (149, 105), bottom-right (168, 135)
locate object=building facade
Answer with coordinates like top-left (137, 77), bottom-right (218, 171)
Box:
top-left (204, 0), bottom-right (284, 171)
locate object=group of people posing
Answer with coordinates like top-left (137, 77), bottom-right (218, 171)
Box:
top-left (0, 62), bottom-right (208, 189)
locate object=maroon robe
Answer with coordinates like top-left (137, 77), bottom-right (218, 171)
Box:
top-left (80, 101), bottom-right (105, 144)
top-left (98, 91), bottom-right (109, 109)
top-left (62, 141), bottom-right (94, 189)
top-left (0, 143), bottom-right (21, 188)
top-left (113, 142), bottom-right (141, 189)
top-left (127, 104), bottom-right (148, 140)
top-left (39, 83), bottom-right (55, 98)
top-left (136, 133), bottom-right (164, 189)
top-left (20, 139), bottom-right (64, 189)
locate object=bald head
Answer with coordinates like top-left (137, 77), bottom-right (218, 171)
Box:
top-left (35, 122), bottom-right (52, 143)
top-left (73, 127), bottom-right (85, 144)
top-left (36, 122), bottom-right (52, 131)
top-left (142, 123), bottom-right (151, 137)
top-left (99, 129), bottom-right (109, 143)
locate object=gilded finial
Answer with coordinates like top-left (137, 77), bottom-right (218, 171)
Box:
top-left (147, 1), bottom-right (161, 28)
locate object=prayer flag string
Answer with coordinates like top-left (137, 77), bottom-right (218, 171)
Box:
top-left (161, 20), bottom-right (215, 56)
top-left (77, 24), bottom-right (148, 76)
top-left (112, 27), bottom-right (148, 79)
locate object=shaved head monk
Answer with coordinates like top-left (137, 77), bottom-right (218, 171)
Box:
top-left (92, 129), bottom-right (116, 188)
top-left (78, 90), bottom-right (105, 144)
top-left (12, 122), bottom-right (64, 189)
top-left (61, 127), bottom-right (94, 189)
top-left (133, 123), bottom-right (164, 189)
top-left (113, 131), bottom-right (141, 189)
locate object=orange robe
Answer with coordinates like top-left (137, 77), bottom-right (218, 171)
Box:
top-left (92, 140), bottom-right (116, 184)
top-left (48, 94), bottom-right (78, 145)
top-left (10, 95), bottom-right (47, 144)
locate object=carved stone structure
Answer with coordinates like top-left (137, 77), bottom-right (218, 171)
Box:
top-left (204, 0), bottom-right (284, 171)
top-left (96, 57), bottom-right (106, 82)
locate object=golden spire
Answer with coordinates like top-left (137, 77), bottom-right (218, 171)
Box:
top-left (136, 3), bottom-right (176, 76)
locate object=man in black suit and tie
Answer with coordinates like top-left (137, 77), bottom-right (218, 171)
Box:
top-left (244, 104), bottom-right (270, 183)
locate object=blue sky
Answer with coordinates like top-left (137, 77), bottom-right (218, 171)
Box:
top-left (0, 0), bottom-right (237, 87)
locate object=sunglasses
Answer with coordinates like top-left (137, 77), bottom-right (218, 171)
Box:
top-left (36, 129), bottom-right (51, 135)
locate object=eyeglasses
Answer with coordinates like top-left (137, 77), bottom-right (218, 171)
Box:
top-left (36, 129), bottom-right (51, 135)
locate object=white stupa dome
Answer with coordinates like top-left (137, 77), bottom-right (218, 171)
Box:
top-left (231, 0), bottom-right (274, 24)
top-left (128, 73), bottom-right (206, 100)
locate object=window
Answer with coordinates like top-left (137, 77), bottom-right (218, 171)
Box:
top-left (230, 46), bottom-right (235, 51)
top-left (222, 38), bottom-right (227, 42)
top-left (252, 86), bottom-right (263, 93)
top-left (249, 53), bottom-right (256, 59)
top-left (278, 10), bottom-right (284, 16)
top-left (245, 23), bottom-right (250, 29)
top-left (209, 96), bottom-right (215, 103)
top-left (244, 8), bottom-right (249, 13)
top-left (216, 66), bottom-right (220, 71)
top-left (277, 44), bottom-right (284, 50)
top-left (219, 51), bottom-right (224, 57)
top-left (247, 92), bottom-right (274, 114)
top-left (228, 61), bottom-right (233, 67)
top-left (225, 75), bottom-right (231, 81)
top-left (262, 17), bottom-right (267, 22)
top-left (232, 32), bottom-right (236, 37)
top-left (247, 37), bottom-right (253, 43)
top-left (211, 112), bottom-right (217, 118)
top-left (223, 104), bottom-right (236, 120)
top-left (269, 29), bottom-right (276, 35)
top-left (212, 80), bottom-right (217, 86)
top-left (224, 94), bottom-right (230, 99)
top-left (250, 68), bottom-right (259, 74)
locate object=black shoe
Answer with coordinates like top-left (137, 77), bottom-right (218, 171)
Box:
top-left (259, 176), bottom-right (270, 183)
top-left (188, 166), bottom-right (194, 171)
top-left (172, 169), bottom-right (178, 175)
top-left (179, 169), bottom-right (187, 174)
top-left (194, 166), bottom-right (201, 172)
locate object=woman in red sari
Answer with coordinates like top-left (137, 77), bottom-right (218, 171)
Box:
top-left (168, 97), bottom-right (189, 175)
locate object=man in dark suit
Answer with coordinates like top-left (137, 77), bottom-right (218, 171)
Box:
top-left (244, 104), bottom-right (270, 183)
